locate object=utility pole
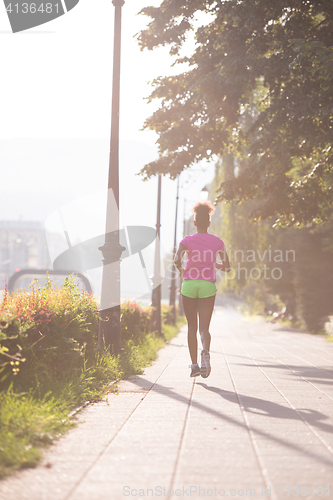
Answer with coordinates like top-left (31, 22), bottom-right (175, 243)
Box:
top-left (169, 176), bottom-right (180, 325)
top-left (178, 196), bottom-right (187, 317)
top-left (98, 0), bottom-right (126, 354)
top-left (151, 174), bottom-right (162, 335)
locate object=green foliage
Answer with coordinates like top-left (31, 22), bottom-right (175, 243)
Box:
top-left (213, 157), bottom-right (333, 331)
top-left (120, 300), bottom-right (152, 345)
top-left (0, 391), bottom-right (73, 478)
top-left (238, 283), bottom-right (285, 318)
top-left (0, 276), bottom-right (98, 393)
top-left (121, 334), bottom-right (164, 376)
top-left (0, 278), bottom-right (182, 478)
top-left (161, 304), bottom-right (180, 325)
top-left (292, 222), bottom-right (333, 332)
top-left (0, 329), bottom-right (171, 480)
top-left (138, 0), bottom-right (333, 226)
top-left (217, 164), bottom-right (291, 318)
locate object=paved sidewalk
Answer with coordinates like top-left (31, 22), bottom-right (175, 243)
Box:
top-left (1, 307), bottom-right (333, 500)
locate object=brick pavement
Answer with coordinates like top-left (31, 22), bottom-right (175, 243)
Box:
top-left (1, 307), bottom-right (332, 500)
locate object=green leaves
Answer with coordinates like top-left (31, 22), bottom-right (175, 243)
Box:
top-left (138, 0), bottom-right (333, 225)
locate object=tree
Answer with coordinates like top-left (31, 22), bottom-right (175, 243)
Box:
top-left (138, 0), bottom-right (333, 226)
top-left (211, 155), bottom-right (333, 332)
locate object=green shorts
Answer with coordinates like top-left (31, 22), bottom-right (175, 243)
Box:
top-left (181, 279), bottom-right (217, 299)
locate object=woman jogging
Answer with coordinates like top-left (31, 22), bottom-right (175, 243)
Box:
top-left (174, 201), bottom-right (230, 378)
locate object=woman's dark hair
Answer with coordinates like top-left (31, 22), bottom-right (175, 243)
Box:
top-left (192, 200), bottom-right (215, 227)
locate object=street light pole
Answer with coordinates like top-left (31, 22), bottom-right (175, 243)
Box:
top-left (178, 196), bottom-right (187, 317)
top-left (98, 0), bottom-right (125, 354)
top-left (169, 176), bottom-right (180, 325)
top-left (151, 174), bottom-right (162, 336)
top-left (109, 0), bottom-right (124, 208)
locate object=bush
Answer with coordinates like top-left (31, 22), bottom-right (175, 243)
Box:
top-left (0, 278), bottom-right (174, 395)
top-left (0, 275), bottom-right (98, 394)
top-left (120, 300), bottom-right (152, 345)
top-left (236, 281), bottom-right (284, 317)
top-left (0, 279), bottom-right (183, 478)
top-left (161, 304), bottom-right (178, 325)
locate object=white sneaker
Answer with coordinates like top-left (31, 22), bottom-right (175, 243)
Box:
top-left (201, 350), bottom-right (211, 378)
top-left (189, 364), bottom-right (201, 377)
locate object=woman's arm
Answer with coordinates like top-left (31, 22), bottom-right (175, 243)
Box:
top-left (174, 243), bottom-right (186, 279)
top-left (216, 248), bottom-right (231, 272)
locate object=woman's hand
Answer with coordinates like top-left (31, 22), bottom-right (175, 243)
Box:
top-left (215, 262), bottom-right (231, 272)
top-left (174, 263), bottom-right (183, 279)
top-left (174, 243), bottom-right (186, 280)
top-left (216, 249), bottom-right (231, 273)
top-left (175, 264), bottom-right (183, 279)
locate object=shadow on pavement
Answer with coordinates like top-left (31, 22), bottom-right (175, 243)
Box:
top-left (236, 362), bottom-right (333, 386)
top-left (126, 376), bottom-right (333, 467)
top-left (198, 383), bottom-right (333, 434)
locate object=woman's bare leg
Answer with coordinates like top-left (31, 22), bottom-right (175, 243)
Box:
top-left (198, 295), bottom-right (216, 351)
top-left (182, 295), bottom-right (198, 364)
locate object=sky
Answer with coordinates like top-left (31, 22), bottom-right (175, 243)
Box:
top-left (0, 0), bottom-right (216, 296)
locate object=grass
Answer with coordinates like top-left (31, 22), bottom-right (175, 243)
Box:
top-left (0, 318), bottom-right (184, 479)
top-left (0, 391), bottom-right (72, 478)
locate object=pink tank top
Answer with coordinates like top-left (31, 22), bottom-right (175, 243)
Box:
top-left (180, 233), bottom-right (225, 282)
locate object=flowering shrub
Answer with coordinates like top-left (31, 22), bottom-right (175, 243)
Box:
top-left (161, 304), bottom-right (179, 325)
top-left (0, 277), bottom-right (185, 479)
top-left (0, 276), bottom-right (99, 392)
top-left (0, 277), bottom-right (175, 394)
top-left (120, 301), bottom-right (152, 345)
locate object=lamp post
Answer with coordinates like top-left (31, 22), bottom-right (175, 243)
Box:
top-left (169, 176), bottom-right (180, 325)
top-left (178, 196), bottom-right (187, 317)
top-left (151, 174), bottom-right (162, 335)
top-left (98, 0), bottom-right (125, 354)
